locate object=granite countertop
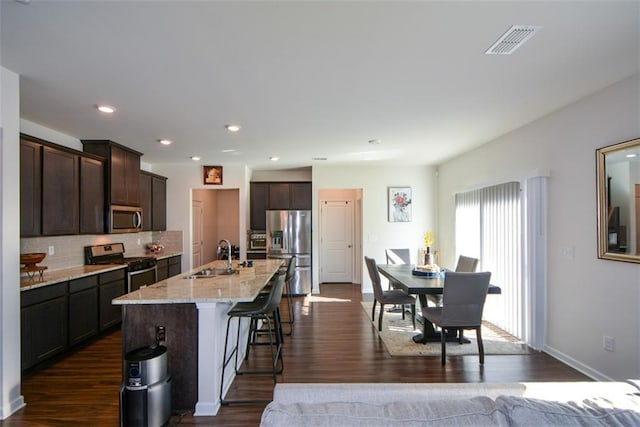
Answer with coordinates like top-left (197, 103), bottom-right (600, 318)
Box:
top-left (150, 251), bottom-right (183, 260)
top-left (20, 252), bottom-right (182, 292)
top-left (113, 259), bottom-right (284, 305)
top-left (20, 264), bottom-right (126, 292)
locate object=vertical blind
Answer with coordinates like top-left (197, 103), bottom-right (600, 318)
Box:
top-left (455, 181), bottom-right (523, 338)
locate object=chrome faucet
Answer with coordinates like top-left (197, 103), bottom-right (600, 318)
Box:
top-left (217, 239), bottom-right (233, 272)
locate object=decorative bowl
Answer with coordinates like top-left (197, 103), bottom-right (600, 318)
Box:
top-left (20, 252), bottom-right (46, 267)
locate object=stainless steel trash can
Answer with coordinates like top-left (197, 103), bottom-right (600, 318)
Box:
top-left (120, 345), bottom-right (171, 427)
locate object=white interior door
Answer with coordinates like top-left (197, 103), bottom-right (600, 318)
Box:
top-left (192, 199), bottom-right (203, 268)
top-left (320, 200), bottom-right (354, 283)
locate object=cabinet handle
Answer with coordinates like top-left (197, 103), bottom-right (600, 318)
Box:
top-left (134, 211), bottom-right (142, 229)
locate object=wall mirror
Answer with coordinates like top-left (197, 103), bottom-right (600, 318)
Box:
top-left (596, 137), bottom-right (640, 263)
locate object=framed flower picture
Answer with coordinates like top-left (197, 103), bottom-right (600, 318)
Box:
top-left (388, 187), bottom-right (412, 222)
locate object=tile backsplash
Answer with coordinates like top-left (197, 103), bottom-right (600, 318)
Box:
top-left (20, 230), bottom-right (182, 271)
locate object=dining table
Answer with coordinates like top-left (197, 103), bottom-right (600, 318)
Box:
top-left (377, 263), bottom-right (501, 344)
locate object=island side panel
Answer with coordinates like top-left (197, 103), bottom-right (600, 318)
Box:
top-left (122, 304), bottom-right (197, 411)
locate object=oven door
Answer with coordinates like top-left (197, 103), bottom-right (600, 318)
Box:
top-left (128, 266), bottom-right (157, 293)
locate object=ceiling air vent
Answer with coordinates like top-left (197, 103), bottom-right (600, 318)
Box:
top-left (485, 25), bottom-right (542, 55)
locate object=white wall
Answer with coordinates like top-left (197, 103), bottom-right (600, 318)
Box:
top-left (437, 73), bottom-right (640, 381)
top-left (313, 164), bottom-right (438, 292)
top-left (152, 164), bottom-right (248, 272)
top-left (0, 67), bottom-right (25, 418)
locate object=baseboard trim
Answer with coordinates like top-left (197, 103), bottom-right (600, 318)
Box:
top-left (543, 345), bottom-right (611, 381)
top-left (1, 395), bottom-right (25, 420)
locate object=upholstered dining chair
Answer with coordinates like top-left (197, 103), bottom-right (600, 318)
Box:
top-left (422, 271), bottom-right (491, 365)
top-left (385, 248), bottom-right (411, 291)
top-left (428, 255), bottom-right (479, 306)
top-left (385, 248), bottom-right (411, 265)
top-left (364, 256), bottom-right (416, 331)
top-left (454, 255), bottom-right (479, 273)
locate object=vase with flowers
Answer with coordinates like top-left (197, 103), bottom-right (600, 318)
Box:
top-left (423, 231), bottom-right (435, 265)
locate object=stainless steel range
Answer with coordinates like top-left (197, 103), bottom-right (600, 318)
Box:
top-left (85, 243), bottom-right (157, 292)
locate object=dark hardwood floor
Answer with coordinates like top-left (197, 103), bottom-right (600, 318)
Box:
top-left (3, 283), bottom-right (589, 426)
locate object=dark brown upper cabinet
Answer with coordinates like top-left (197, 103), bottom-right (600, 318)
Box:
top-left (42, 146), bottom-right (79, 235)
top-left (139, 172), bottom-right (152, 231)
top-left (267, 182), bottom-right (312, 210)
top-left (250, 182), bottom-right (269, 230)
top-left (151, 174), bottom-right (167, 230)
top-left (140, 170), bottom-right (167, 231)
top-left (79, 157), bottom-right (105, 234)
top-left (20, 134), bottom-right (106, 237)
top-left (250, 181), bottom-right (312, 230)
top-left (82, 140), bottom-right (142, 207)
top-left (290, 182), bottom-right (312, 210)
top-left (268, 183), bottom-right (291, 210)
top-left (20, 138), bottom-right (42, 237)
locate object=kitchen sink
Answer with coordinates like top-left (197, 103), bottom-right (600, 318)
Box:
top-left (183, 268), bottom-right (238, 279)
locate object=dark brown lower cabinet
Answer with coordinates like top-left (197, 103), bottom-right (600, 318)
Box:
top-left (98, 269), bottom-right (126, 331)
top-left (157, 255), bottom-right (182, 281)
top-left (69, 276), bottom-right (99, 347)
top-left (247, 252), bottom-right (267, 260)
top-left (168, 255), bottom-right (182, 278)
top-left (156, 258), bottom-right (169, 281)
top-left (21, 267), bottom-right (126, 371)
top-left (21, 283), bottom-right (68, 371)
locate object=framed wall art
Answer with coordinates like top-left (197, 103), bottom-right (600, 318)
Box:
top-left (203, 165), bottom-right (223, 185)
top-left (388, 187), bottom-right (412, 222)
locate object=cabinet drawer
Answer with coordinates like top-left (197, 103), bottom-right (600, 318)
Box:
top-left (21, 282), bottom-right (67, 308)
top-left (99, 268), bottom-right (126, 284)
top-left (69, 275), bottom-right (98, 293)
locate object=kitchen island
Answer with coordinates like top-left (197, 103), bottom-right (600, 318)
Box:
top-left (113, 258), bottom-right (283, 416)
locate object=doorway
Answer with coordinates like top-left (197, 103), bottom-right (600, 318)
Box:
top-left (192, 199), bottom-right (203, 268)
top-left (191, 189), bottom-right (240, 267)
top-left (319, 189), bottom-right (362, 284)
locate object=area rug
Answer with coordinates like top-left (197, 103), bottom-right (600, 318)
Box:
top-left (361, 301), bottom-right (530, 357)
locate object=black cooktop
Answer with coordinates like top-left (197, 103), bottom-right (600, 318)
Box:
top-left (85, 243), bottom-right (156, 271)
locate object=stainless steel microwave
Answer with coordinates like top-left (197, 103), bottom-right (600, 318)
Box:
top-left (109, 205), bottom-right (143, 233)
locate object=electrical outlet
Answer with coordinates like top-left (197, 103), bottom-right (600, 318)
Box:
top-left (559, 246), bottom-right (574, 260)
top-left (137, 238), bottom-right (141, 245)
top-left (156, 326), bottom-right (166, 344)
top-left (48, 245), bottom-right (55, 256)
top-left (603, 335), bottom-right (615, 352)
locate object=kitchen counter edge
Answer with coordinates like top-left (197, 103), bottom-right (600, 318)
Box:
top-left (20, 264), bottom-right (126, 292)
top-left (151, 251), bottom-right (183, 260)
top-left (20, 252), bottom-right (183, 292)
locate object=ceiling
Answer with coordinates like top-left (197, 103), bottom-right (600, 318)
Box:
top-left (2, 1), bottom-right (639, 170)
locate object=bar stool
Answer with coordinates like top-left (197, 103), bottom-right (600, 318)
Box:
top-left (282, 256), bottom-right (296, 335)
top-left (256, 256), bottom-right (296, 336)
top-left (220, 273), bottom-right (285, 405)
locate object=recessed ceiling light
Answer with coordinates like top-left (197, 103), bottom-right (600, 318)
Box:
top-left (221, 149), bottom-right (236, 153)
top-left (626, 153), bottom-right (637, 158)
top-left (225, 124), bottom-right (241, 132)
top-left (269, 156), bottom-right (280, 161)
top-left (190, 156), bottom-right (201, 161)
top-left (368, 139), bottom-right (381, 145)
top-left (158, 139), bottom-right (172, 145)
top-left (96, 104), bottom-right (116, 114)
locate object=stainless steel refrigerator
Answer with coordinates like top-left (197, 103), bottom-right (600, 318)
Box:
top-left (266, 210), bottom-right (312, 295)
